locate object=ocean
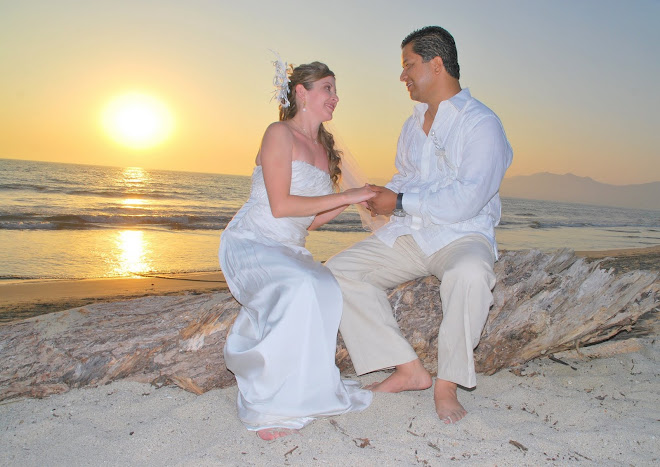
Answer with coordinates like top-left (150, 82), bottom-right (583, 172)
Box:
top-left (1, 158), bottom-right (659, 281)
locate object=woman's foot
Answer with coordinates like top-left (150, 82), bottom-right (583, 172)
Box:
top-left (256, 428), bottom-right (299, 441)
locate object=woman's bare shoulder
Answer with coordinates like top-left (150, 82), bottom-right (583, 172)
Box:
top-left (260, 122), bottom-right (294, 165)
top-left (263, 121), bottom-right (293, 139)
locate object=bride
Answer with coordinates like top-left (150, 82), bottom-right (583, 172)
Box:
top-left (219, 58), bottom-right (374, 440)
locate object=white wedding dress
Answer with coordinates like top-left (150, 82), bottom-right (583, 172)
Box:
top-left (219, 160), bottom-right (372, 431)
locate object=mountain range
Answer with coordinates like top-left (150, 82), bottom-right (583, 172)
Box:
top-left (500, 173), bottom-right (659, 211)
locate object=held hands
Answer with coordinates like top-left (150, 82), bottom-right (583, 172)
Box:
top-left (343, 184), bottom-right (377, 205)
top-left (365, 185), bottom-right (397, 216)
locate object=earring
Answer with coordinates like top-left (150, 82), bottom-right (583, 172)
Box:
top-left (302, 99), bottom-right (307, 112)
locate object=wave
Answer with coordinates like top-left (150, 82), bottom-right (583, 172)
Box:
top-left (0, 213), bottom-right (367, 232)
top-left (0, 213), bottom-right (232, 231)
top-left (3, 209), bottom-right (656, 233)
top-left (317, 224), bottom-right (370, 233)
top-left (0, 183), bottom-right (194, 201)
top-left (498, 219), bottom-right (660, 230)
top-left (0, 274), bottom-right (42, 281)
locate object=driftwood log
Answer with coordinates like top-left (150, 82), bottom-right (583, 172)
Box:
top-left (1, 249), bottom-right (657, 401)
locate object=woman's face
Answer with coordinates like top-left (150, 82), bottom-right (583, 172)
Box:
top-left (304, 76), bottom-right (339, 121)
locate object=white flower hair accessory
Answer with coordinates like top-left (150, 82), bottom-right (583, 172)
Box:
top-left (270, 50), bottom-right (290, 108)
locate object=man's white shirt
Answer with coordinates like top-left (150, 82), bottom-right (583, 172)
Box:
top-left (376, 88), bottom-right (513, 258)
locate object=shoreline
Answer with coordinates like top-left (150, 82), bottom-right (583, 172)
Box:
top-left (2, 245), bottom-right (658, 324)
top-left (0, 271), bottom-right (227, 323)
top-left (574, 244), bottom-right (660, 259)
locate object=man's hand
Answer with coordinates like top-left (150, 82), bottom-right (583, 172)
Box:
top-left (366, 185), bottom-right (397, 216)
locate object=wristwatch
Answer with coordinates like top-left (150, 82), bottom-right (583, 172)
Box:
top-left (392, 192), bottom-right (406, 217)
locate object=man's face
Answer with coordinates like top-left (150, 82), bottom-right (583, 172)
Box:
top-left (399, 43), bottom-right (435, 103)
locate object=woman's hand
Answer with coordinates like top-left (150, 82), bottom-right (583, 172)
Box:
top-left (343, 184), bottom-right (376, 205)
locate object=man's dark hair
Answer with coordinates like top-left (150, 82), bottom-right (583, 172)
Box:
top-left (401, 26), bottom-right (460, 80)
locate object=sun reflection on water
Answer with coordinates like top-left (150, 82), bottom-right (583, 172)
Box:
top-left (117, 167), bottom-right (153, 210)
top-left (113, 230), bottom-right (151, 276)
top-left (121, 198), bottom-right (148, 209)
top-left (121, 166), bottom-right (149, 187)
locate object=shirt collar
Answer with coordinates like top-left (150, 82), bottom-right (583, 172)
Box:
top-left (412, 88), bottom-right (472, 127)
top-left (448, 87), bottom-right (471, 112)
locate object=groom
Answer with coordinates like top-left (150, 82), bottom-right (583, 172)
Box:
top-left (327, 26), bottom-right (512, 423)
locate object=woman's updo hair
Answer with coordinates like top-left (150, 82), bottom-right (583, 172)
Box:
top-left (279, 62), bottom-right (341, 187)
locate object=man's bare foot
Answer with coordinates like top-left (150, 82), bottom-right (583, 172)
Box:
top-left (365, 359), bottom-right (433, 393)
top-left (256, 428), bottom-right (299, 440)
top-left (434, 379), bottom-right (467, 424)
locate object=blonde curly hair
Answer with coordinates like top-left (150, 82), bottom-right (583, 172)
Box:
top-left (278, 62), bottom-right (341, 187)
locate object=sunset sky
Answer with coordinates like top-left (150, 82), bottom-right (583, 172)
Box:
top-left (1, 0), bottom-right (658, 185)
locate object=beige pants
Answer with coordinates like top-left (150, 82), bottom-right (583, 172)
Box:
top-left (326, 234), bottom-right (495, 388)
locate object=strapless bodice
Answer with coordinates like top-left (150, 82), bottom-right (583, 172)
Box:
top-left (224, 160), bottom-right (333, 247)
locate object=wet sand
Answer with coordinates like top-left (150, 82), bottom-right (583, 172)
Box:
top-left (0, 271), bottom-right (227, 323)
top-left (2, 245), bottom-right (659, 324)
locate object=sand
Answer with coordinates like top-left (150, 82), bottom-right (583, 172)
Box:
top-left (1, 246), bottom-right (658, 465)
top-left (0, 337), bottom-right (657, 465)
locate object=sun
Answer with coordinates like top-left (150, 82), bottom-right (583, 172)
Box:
top-left (101, 92), bottom-right (174, 150)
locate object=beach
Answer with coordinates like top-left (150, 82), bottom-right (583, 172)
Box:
top-left (3, 245), bottom-right (660, 323)
top-left (1, 246), bottom-right (658, 465)
top-left (0, 338), bottom-right (657, 465)
top-left (3, 1), bottom-right (659, 463)
top-left (0, 272), bottom-right (227, 323)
